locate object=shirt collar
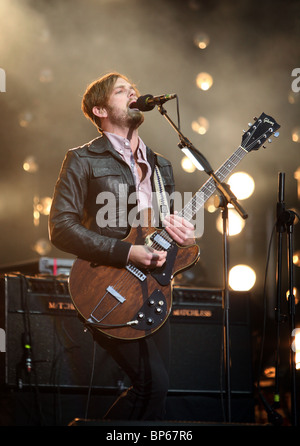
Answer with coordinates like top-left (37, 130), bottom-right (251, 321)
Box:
top-left (103, 131), bottom-right (147, 160)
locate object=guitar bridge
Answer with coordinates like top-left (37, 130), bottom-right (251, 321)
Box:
top-left (106, 285), bottom-right (126, 303)
top-left (87, 285), bottom-right (126, 325)
top-left (126, 263), bottom-right (146, 281)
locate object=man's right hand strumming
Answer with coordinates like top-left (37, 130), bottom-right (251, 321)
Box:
top-left (128, 245), bottom-right (167, 269)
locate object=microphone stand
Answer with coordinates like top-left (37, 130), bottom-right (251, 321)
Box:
top-left (157, 104), bottom-right (248, 422)
top-left (275, 172), bottom-right (297, 426)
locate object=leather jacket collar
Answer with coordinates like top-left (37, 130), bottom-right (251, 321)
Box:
top-left (85, 134), bottom-right (157, 172)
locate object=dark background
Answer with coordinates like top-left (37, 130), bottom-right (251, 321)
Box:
top-left (1, 0), bottom-right (299, 295)
top-left (0, 0), bottom-right (300, 424)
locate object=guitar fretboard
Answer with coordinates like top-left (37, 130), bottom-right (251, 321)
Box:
top-left (178, 145), bottom-right (248, 223)
top-left (159, 145), bottom-right (248, 245)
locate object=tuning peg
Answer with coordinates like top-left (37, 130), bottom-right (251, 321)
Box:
top-left (253, 117), bottom-right (257, 121)
top-left (274, 131), bottom-right (280, 138)
top-left (268, 138), bottom-right (272, 143)
top-left (248, 122), bottom-right (252, 127)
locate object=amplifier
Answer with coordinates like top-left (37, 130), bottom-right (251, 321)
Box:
top-left (172, 286), bottom-right (223, 305)
top-left (0, 257), bottom-right (74, 276)
top-left (0, 273), bottom-right (130, 389)
top-left (171, 286), bottom-right (250, 324)
top-left (0, 276), bottom-right (253, 394)
top-left (169, 287), bottom-right (253, 393)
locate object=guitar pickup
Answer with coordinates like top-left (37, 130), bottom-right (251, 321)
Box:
top-left (151, 233), bottom-right (171, 250)
top-left (106, 285), bottom-right (126, 303)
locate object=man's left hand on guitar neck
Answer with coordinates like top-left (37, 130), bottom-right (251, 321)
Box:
top-left (163, 213), bottom-right (195, 247)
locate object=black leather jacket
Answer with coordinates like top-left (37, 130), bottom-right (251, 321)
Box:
top-left (49, 134), bottom-right (175, 268)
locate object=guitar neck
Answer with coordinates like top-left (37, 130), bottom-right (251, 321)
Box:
top-left (150, 109), bottom-right (280, 247)
top-left (177, 145), bottom-right (248, 223)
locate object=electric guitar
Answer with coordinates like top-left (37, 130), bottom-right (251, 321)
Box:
top-left (68, 113), bottom-right (280, 340)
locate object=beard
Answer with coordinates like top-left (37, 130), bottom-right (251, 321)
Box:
top-left (106, 105), bottom-right (144, 130)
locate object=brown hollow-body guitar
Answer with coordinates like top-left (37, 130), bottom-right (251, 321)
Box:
top-left (68, 113), bottom-right (280, 340)
top-left (69, 209), bottom-right (199, 340)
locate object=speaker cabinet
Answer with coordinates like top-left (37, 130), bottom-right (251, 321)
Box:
top-left (1, 276), bottom-right (253, 395)
top-left (169, 287), bottom-right (253, 394)
top-left (0, 274), bottom-right (129, 389)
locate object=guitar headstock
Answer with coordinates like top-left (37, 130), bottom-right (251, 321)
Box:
top-left (241, 112), bottom-right (280, 152)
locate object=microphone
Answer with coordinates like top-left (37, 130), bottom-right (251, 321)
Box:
top-left (130, 93), bottom-right (176, 111)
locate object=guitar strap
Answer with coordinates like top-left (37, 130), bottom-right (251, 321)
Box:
top-left (153, 165), bottom-right (170, 224)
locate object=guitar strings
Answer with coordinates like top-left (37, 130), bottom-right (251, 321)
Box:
top-left (89, 233), bottom-right (170, 327)
top-left (177, 128), bottom-right (261, 224)
top-left (90, 269), bottom-right (133, 318)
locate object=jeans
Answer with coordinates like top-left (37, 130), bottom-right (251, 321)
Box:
top-left (93, 320), bottom-right (170, 421)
